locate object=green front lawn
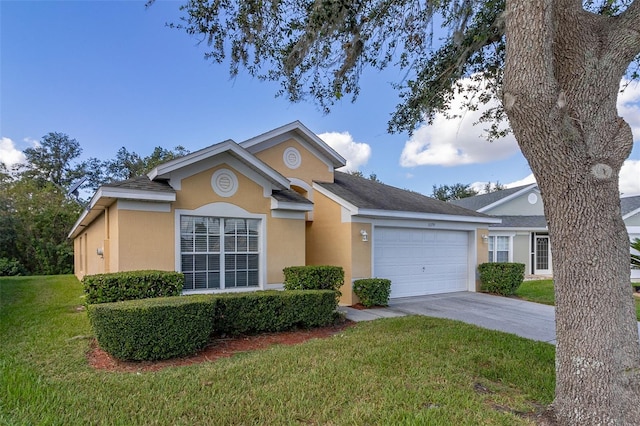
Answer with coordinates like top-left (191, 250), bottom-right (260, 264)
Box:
top-left (1, 275), bottom-right (555, 425)
top-left (516, 279), bottom-right (640, 320)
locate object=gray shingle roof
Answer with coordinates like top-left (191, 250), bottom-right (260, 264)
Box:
top-left (450, 184), bottom-right (534, 211)
top-left (315, 171), bottom-right (490, 218)
top-left (622, 195), bottom-right (640, 216)
top-left (102, 176), bottom-right (176, 193)
top-left (272, 189), bottom-right (313, 204)
top-left (490, 216), bottom-right (547, 228)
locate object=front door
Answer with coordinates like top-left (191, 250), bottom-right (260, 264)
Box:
top-left (534, 235), bottom-right (552, 275)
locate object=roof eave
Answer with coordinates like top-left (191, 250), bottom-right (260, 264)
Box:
top-left (240, 121), bottom-right (347, 168)
top-left (67, 186), bottom-right (176, 239)
top-left (148, 140), bottom-right (291, 190)
top-left (355, 208), bottom-right (502, 224)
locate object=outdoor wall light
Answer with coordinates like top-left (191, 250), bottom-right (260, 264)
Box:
top-left (360, 229), bottom-right (369, 242)
top-left (481, 234), bottom-right (489, 243)
top-left (96, 247), bottom-right (104, 258)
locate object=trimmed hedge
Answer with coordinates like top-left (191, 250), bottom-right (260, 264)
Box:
top-left (83, 270), bottom-right (184, 304)
top-left (88, 295), bottom-right (214, 361)
top-left (283, 265), bottom-right (344, 296)
top-left (213, 290), bottom-right (338, 335)
top-left (353, 278), bottom-right (392, 307)
top-left (88, 290), bottom-right (338, 361)
top-left (478, 262), bottom-right (525, 296)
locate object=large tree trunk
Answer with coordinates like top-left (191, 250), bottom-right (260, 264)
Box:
top-left (502, 1), bottom-right (640, 424)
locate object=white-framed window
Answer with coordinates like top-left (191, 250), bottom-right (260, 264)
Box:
top-left (488, 235), bottom-right (510, 263)
top-left (180, 216), bottom-right (260, 291)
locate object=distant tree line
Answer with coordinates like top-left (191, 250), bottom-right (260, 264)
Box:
top-left (431, 182), bottom-right (504, 202)
top-left (0, 132), bottom-right (188, 276)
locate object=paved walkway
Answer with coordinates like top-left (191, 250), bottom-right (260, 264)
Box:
top-left (341, 292), bottom-right (640, 345)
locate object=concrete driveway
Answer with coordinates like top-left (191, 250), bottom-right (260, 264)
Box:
top-left (390, 292), bottom-right (557, 344)
top-left (342, 291), bottom-right (640, 346)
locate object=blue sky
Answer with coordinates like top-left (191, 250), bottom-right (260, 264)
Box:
top-left (2, 0), bottom-right (640, 196)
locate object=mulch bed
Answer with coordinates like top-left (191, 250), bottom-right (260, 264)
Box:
top-left (87, 321), bottom-right (354, 373)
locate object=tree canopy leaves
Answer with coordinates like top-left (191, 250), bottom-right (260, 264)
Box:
top-left (157, 0), bottom-right (639, 139)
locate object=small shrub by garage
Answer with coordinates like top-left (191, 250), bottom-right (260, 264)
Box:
top-left (353, 278), bottom-right (392, 307)
top-left (213, 290), bottom-right (338, 335)
top-left (83, 270), bottom-right (184, 304)
top-left (87, 295), bottom-right (214, 361)
top-left (478, 262), bottom-right (525, 296)
top-left (283, 265), bottom-right (344, 297)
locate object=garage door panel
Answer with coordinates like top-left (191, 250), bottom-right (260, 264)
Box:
top-left (374, 227), bottom-right (469, 298)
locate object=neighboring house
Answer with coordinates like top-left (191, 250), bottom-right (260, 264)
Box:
top-left (69, 121), bottom-right (498, 305)
top-left (451, 184), bottom-right (640, 280)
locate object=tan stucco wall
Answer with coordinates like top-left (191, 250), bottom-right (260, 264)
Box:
top-left (486, 190), bottom-right (545, 215)
top-left (306, 191), bottom-right (359, 305)
top-left (253, 138), bottom-right (334, 185)
top-left (116, 209), bottom-right (175, 272)
top-left (173, 165), bottom-right (272, 212)
top-left (266, 217), bottom-right (307, 284)
top-left (75, 212), bottom-right (107, 279)
top-left (107, 204), bottom-right (119, 274)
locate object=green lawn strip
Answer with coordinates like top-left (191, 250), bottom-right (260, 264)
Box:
top-left (516, 279), bottom-right (640, 321)
top-left (1, 275), bottom-right (555, 425)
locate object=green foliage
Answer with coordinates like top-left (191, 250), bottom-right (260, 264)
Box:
top-left (19, 132), bottom-right (84, 188)
top-left (87, 289), bottom-right (337, 361)
top-left (82, 270), bottom-right (184, 304)
top-left (283, 265), bottom-right (344, 297)
top-left (432, 183), bottom-right (479, 201)
top-left (478, 262), bottom-right (525, 296)
top-left (88, 295), bottom-right (215, 361)
top-left (82, 145), bottom-right (189, 191)
top-left (0, 258), bottom-right (25, 276)
top-left (213, 290), bottom-right (338, 335)
top-left (631, 238), bottom-right (640, 268)
top-left (353, 278), bottom-right (392, 307)
top-left (1, 178), bottom-right (81, 275)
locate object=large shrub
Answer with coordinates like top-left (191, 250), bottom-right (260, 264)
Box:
top-left (0, 258), bottom-right (25, 276)
top-left (478, 263), bottom-right (525, 296)
top-left (283, 265), bottom-right (344, 296)
top-left (353, 278), bottom-right (392, 307)
top-left (88, 295), bottom-right (215, 361)
top-left (83, 270), bottom-right (184, 304)
top-left (88, 290), bottom-right (338, 361)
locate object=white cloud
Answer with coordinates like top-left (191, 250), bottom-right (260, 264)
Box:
top-left (620, 160), bottom-right (640, 196)
top-left (400, 81), bottom-right (519, 167)
top-left (618, 80), bottom-right (640, 139)
top-left (0, 137), bottom-right (26, 167)
top-left (399, 79), bottom-right (640, 169)
top-left (504, 173), bottom-right (537, 189)
top-left (318, 131), bottom-right (371, 172)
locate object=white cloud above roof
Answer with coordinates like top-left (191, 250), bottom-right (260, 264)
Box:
top-left (399, 78), bottom-right (640, 169)
top-left (399, 79), bottom-right (519, 167)
top-left (0, 137), bottom-right (26, 167)
top-left (620, 160), bottom-right (640, 196)
top-left (318, 131), bottom-right (371, 172)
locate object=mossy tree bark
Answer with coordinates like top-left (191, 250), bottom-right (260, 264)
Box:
top-left (503, 1), bottom-right (640, 424)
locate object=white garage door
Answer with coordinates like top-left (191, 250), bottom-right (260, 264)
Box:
top-left (374, 227), bottom-right (469, 298)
